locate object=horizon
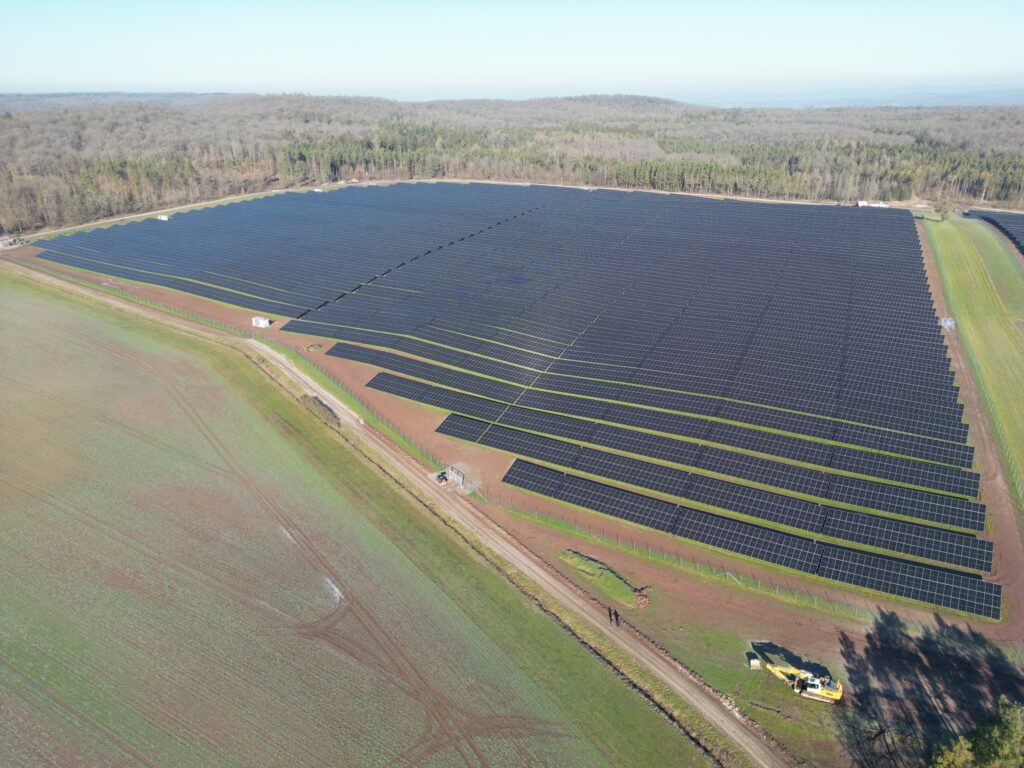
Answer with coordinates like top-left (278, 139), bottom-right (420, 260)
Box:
top-left (3, 0), bottom-right (1022, 105)
top-left (4, 85), bottom-right (1024, 110)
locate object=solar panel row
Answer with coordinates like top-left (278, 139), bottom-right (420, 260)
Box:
top-left (967, 209), bottom-right (1024, 255)
top-left (319, 331), bottom-right (972, 468)
top-left (503, 460), bottom-right (1000, 619)
top-left (337, 342), bottom-right (978, 497)
top-left (438, 414), bottom-right (992, 571)
top-left (368, 371), bottom-right (986, 531)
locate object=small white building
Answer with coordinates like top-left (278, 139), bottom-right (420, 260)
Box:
top-left (251, 316), bottom-right (272, 329)
top-left (940, 317), bottom-right (956, 330)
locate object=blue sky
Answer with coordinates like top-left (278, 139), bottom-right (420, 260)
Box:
top-left (2, 0), bottom-right (1022, 101)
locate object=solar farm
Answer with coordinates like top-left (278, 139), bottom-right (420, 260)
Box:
top-left (37, 183), bottom-right (1002, 619)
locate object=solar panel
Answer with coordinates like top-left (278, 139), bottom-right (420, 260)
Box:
top-left (478, 424), bottom-right (582, 467)
top-left (366, 373), bottom-right (508, 422)
top-left (967, 209), bottom-right (1024, 257)
top-left (435, 413), bottom-right (492, 442)
top-left (821, 507), bottom-right (993, 572)
top-left (827, 475), bottom-right (986, 531)
top-left (816, 545), bottom-right (1001, 619)
top-left (449, 416), bottom-right (990, 571)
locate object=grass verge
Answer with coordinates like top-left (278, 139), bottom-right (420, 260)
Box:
top-left (926, 216), bottom-right (1024, 517)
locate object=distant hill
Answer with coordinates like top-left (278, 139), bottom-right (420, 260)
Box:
top-left (0, 92), bottom-right (239, 112)
top-left (1, 94), bottom-right (1021, 232)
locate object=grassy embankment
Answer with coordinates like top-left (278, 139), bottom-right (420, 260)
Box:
top-left (559, 550), bottom-right (645, 606)
top-left (925, 215), bottom-right (1024, 517)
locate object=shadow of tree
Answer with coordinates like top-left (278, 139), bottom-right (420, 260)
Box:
top-left (835, 610), bottom-right (1024, 767)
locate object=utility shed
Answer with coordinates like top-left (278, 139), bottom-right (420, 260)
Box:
top-left (251, 316), bottom-right (271, 329)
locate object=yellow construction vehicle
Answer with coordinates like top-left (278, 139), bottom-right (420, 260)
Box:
top-left (764, 663), bottom-right (843, 704)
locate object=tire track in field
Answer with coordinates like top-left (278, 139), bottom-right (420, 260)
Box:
top-left (0, 370), bottom-right (239, 486)
top-left (60, 303), bottom-right (567, 766)
top-left (10, 309), bottom-right (566, 765)
top-left (0, 659), bottom-right (159, 768)
top-left (0, 473), bottom-right (298, 626)
top-left (0, 669), bottom-right (129, 768)
top-left (0, 477), bottom-right (343, 766)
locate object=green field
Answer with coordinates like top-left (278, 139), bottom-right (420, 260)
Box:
top-left (925, 215), bottom-right (1024, 515)
top-left (0, 269), bottom-right (708, 767)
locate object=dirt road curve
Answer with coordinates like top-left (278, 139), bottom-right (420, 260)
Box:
top-left (252, 340), bottom-right (793, 768)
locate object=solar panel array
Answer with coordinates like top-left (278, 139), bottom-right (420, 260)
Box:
top-left (37, 183), bottom-right (1000, 617)
top-left (38, 184), bottom-right (546, 317)
top-left (966, 209), bottom-right (1024, 256)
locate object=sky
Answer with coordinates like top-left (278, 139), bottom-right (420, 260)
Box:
top-left (2, 0), bottom-right (1022, 103)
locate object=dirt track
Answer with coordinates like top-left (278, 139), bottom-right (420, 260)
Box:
top-left (2, 259), bottom-right (792, 768)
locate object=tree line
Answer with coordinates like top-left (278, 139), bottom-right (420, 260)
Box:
top-left (1, 95), bottom-right (1022, 233)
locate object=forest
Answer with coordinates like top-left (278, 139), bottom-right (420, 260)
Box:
top-left (1, 93), bottom-right (1022, 233)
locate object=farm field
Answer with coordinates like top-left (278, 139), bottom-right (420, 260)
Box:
top-left (32, 182), bottom-right (1002, 619)
top-left (0, 269), bottom-right (709, 768)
